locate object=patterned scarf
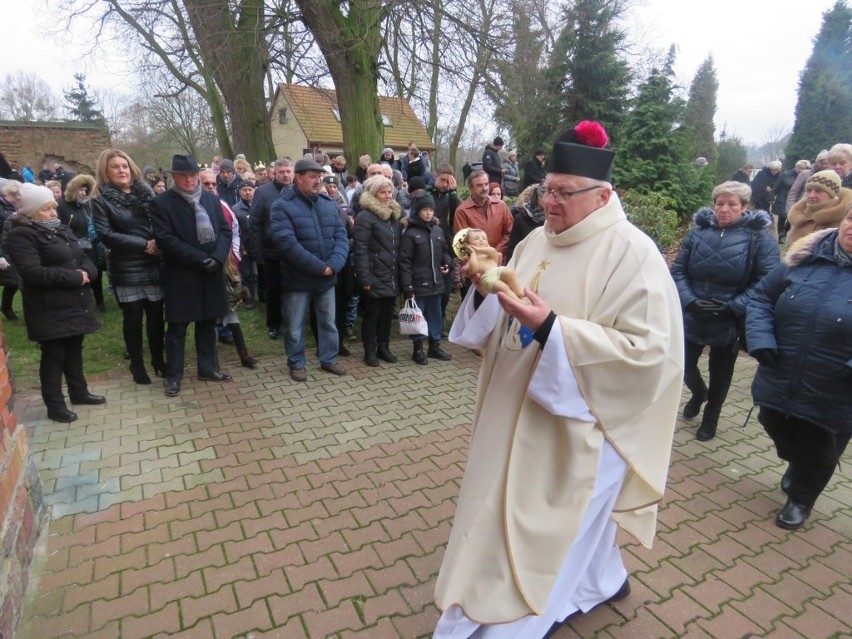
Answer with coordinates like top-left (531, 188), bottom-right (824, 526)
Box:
top-left (33, 219), bottom-right (62, 232)
top-left (172, 182), bottom-right (216, 244)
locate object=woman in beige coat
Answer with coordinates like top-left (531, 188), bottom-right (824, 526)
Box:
top-left (787, 169), bottom-right (852, 245)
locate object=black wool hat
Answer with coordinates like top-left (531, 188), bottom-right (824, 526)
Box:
top-left (166, 154), bottom-right (200, 174)
top-left (550, 121), bottom-right (615, 182)
top-left (413, 193), bottom-right (436, 216)
top-left (493, 136), bottom-right (504, 146)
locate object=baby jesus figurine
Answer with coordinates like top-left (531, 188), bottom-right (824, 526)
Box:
top-left (453, 228), bottom-right (526, 301)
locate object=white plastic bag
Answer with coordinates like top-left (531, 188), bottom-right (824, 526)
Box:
top-left (398, 298), bottom-right (428, 336)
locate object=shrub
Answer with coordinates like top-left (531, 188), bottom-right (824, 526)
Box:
top-left (620, 189), bottom-right (680, 250)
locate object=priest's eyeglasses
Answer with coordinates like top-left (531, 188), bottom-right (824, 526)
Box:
top-left (538, 184), bottom-right (602, 204)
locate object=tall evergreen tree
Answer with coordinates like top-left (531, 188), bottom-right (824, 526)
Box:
top-left (785, 1), bottom-right (852, 163)
top-left (64, 73), bottom-right (104, 123)
top-left (494, 0), bottom-right (631, 158)
top-left (715, 130), bottom-right (749, 184)
top-left (613, 47), bottom-right (711, 218)
top-left (682, 56), bottom-right (719, 164)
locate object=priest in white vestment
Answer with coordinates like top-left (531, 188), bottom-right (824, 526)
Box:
top-left (433, 121), bottom-right (684, 639)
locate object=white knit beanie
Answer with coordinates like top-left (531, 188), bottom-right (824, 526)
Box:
top-left (18, 183), bottom-right (56, 218)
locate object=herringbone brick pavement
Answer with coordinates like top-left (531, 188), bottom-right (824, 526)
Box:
top-left (16, 340), bottom-right (851, 638)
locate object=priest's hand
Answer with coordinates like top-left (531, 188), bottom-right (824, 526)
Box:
top-left (497, 288), bottom-right (550, 331)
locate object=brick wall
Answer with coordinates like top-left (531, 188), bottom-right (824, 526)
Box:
top-left (0, 322), bottom-right (45, 638)
top-left (0, 121), bottom-right (111, 175)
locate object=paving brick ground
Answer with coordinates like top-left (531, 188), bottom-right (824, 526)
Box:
top-left (16, 340), bottom-right (851, 638)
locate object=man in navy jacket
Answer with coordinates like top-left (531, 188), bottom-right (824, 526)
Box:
top-left (270, 158), bottom-right (349, 382)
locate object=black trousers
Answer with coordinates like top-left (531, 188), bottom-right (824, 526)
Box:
top-left (165, 319), bottom-right (218, 382)
top-left (2, 285), bottom-right (17, 313)
top-left (39, 334), bottom-right (88, 411)
top-left (122, 299), bottom-right (165, 368)
top-left (758, 407), bottom-right (850, 509)
top-left (360, 295), bottom-right (396, 345)
top-left (262, 259), bottom-right (282, 332)
top-left (683, 339), bottom-right (739, 420)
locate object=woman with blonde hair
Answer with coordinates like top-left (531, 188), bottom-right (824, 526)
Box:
top-left (353, 175), bottom-right (401, 366)
top-left (91, 148), bottom-right (166, 384)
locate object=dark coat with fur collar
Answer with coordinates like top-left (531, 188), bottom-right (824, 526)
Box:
top-left (353, 191), bottom-right (402, 298)
top-left (672, 208), bottom-right (779, 347)
top-left (746, 229), bottom-right (852, 434)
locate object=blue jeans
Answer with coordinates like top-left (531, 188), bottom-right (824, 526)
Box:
top-left (281, 287), bottom-right (338, 370)
top-left (410, 294), bottom-right (443, 342)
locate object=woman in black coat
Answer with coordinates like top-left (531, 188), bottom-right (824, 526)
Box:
top-left (5, 184), bottom-right (104, 423)
top-left (398, 193), bottom-right (452, 365)
top-left (92, 149), bottom-right (165, 384)
top-left (353, 175), bottom-right (402, 367)
top-left (506, 185), bottom-right (545, 264)
top-left (671, 181), bottom-right (779, 441)
top-left (745, 215), bottom-right (852, 530)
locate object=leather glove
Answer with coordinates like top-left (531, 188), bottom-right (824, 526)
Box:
top-left (751, 349), bottom-right (779, 367)
top-left (404, 290), bottom-right (415, 300)
top-left (0, 257), bottom-right (8, 271)
top-left (201, 258), bottom-right (220, 273)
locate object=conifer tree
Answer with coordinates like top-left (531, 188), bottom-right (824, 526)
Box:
top-left (785, 1), bottom-right (852, 163)
top-left (613, 48), bottom-right (711, 218)
top-left (682, 57), bottom-right (719, 164)
top-left (64, 73), bottom-right (104, 123)
top-left (715, 131), bottom-right (749, 184)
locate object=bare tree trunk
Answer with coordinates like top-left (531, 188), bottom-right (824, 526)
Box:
top-left (296, 0), bottom-right (386, 170)
top-left (183, 0), bottom-right (276, 161)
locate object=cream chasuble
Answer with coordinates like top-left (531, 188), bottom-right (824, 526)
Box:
top-left (435, 193), bottom-right (684, 624)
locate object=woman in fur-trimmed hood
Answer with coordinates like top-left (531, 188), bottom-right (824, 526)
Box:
top-left (353, 175), bottom-right (402, 366)
top-left (671, 180), bottom-right (780, 441)
top-left (786, 169), bottom-right (852, 245)
top-left (745, 211), bottom-right (852, 530)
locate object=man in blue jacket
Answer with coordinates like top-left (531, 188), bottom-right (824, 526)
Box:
top-left (270, 158), bottom-right (349, 382)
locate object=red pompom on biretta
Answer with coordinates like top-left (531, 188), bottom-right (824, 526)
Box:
top-left (573, 121), bottom-right (609, 148)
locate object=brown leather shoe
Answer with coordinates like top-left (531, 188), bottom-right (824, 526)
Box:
top-left (289, 368), bottom-right (307, 382)
top-left (320, 363), bottom-right (347, 376)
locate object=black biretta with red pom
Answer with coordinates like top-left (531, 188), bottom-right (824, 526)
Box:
top-left (550, 121), bottom-right (615, 182)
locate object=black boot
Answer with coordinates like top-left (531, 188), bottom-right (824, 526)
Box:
top-left (696, 403), bottom-right (720, 441)
top-left (412, 340), bottom-right (428, 365)
top-left (124, 301), bottom-right (150, 384)
top-left (377, 342), bottom-right (398, 363)
top-left (229, 323), bottom-right (257, 369)
top-left (364, 341), bottom-right (380, 367)
top-left (683, 369), bottom-right (707, 419)
top-left (427, 339), bottom-right (452, 361)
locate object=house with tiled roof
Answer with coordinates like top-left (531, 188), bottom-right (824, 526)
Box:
top-left (269, 84), bottom-right (434, 162)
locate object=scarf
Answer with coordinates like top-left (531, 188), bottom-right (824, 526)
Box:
top-left (172, 183), bottom-right (216, 244)
top-left (835, 236), bottom-right (852, 268)
top-left (33, 218), bottom-right (62, 232)
top-left (98, 180), bottom-right (154, 217)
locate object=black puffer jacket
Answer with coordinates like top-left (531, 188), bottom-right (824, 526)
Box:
top-left (398, 214), bottom-right (451, 297)
top-left (746, 229), bottom-right (852, 434)
top-left (91, 181), bottom-right (161, 287)
top-left (5, 215), bottom-right (99, 342)
top-left (353, 191), bottom-right (401, 298)
top-left (671, 208), bottom-right (779, 347)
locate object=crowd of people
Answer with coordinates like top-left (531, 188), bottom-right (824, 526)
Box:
top-left (0, 129), bottom-right (849, 639)
top-left (0, 142), bottom-right (551, 411)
